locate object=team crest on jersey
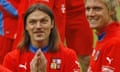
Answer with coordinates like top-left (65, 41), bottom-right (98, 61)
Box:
top-left (50, 58), bottom-right (62, 70)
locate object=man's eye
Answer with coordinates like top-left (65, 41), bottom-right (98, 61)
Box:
top-left (29, 20), bottom-right (36, 24)
top-left (86, 7), bottom-right (90, 11)
top-left (41, 19), bottom-right (48, 24)
top-left (93, 7), bottom-right (102, 11)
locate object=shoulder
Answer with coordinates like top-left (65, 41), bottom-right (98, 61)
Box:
top-left (3, 48), bottom-right (29, 71)
top-left (3, 49), bottom-right (20, 66)
top-left (59, 44), bottom-right (77, 58)
top-left (106, 23), bottom-right (120, 45)
top-left (103, 36), bottom-right (120, 55)
top-left (0, 65), bottom-right (12, 72)
top-left (5, 49), bottom-right (20, 59)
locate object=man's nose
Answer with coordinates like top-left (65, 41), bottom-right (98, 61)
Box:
top-left (36, 22), bottom-right (42, 28)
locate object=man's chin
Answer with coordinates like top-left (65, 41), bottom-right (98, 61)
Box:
top-left (90, 24), bottom-right (97, 28)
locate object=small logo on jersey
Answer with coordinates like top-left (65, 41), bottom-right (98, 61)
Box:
top-left (87, 67), bottom-right (92, 72)
top-left (73, 61), bottom-right (80, 72)
top-left (102, 65), bottom-right (115, 72)
top-left (93, 50), bottom-right (100, 61)
top-left (18, 62), bottom-right (27, 70)
top-left (61, 4), bottom-right (65, 13)
top-left (75, 61), bottom-right (80, 67)
top-left (14, 33), bottom-right (17, 39)
top-left (73, 69), bottom-right (80, 72)
top-left (106, 57), bottom-right (113, 64)
top-left (92, 49), bottom-right (96, 56)
top-left (50, 58), bottom-right (61, 70)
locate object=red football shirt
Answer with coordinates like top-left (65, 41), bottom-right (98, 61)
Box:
top-left (3, 44), bottom-right (80, 72)
top-left (88, 22), bottom-right (120, 72)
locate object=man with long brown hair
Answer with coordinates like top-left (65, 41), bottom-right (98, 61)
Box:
top-left (3, 4), bottom-right (80, 72)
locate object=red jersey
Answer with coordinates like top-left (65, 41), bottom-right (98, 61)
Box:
top-left (3, 44), bottom-right (80, 72)
top-left (65, 0), bottom-right (93, 55)
top-left (88, 22), bottom-right (120, 72)
top-left (0, 65), bottom-right (12, 72)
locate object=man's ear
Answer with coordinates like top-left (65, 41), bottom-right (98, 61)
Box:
top-left (109, 10), bottom-right (115, 16)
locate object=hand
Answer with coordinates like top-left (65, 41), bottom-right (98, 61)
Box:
top-left (30, 49), bottom-right (47, 72)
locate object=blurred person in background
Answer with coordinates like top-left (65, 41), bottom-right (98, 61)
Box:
top-left (0, 0), bottom-right (19, 64)
top-left (65, 0), bottom-right (93, 72)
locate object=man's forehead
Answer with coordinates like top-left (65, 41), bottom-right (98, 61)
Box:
top-left (85, 0), bottom-right (105, 6)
